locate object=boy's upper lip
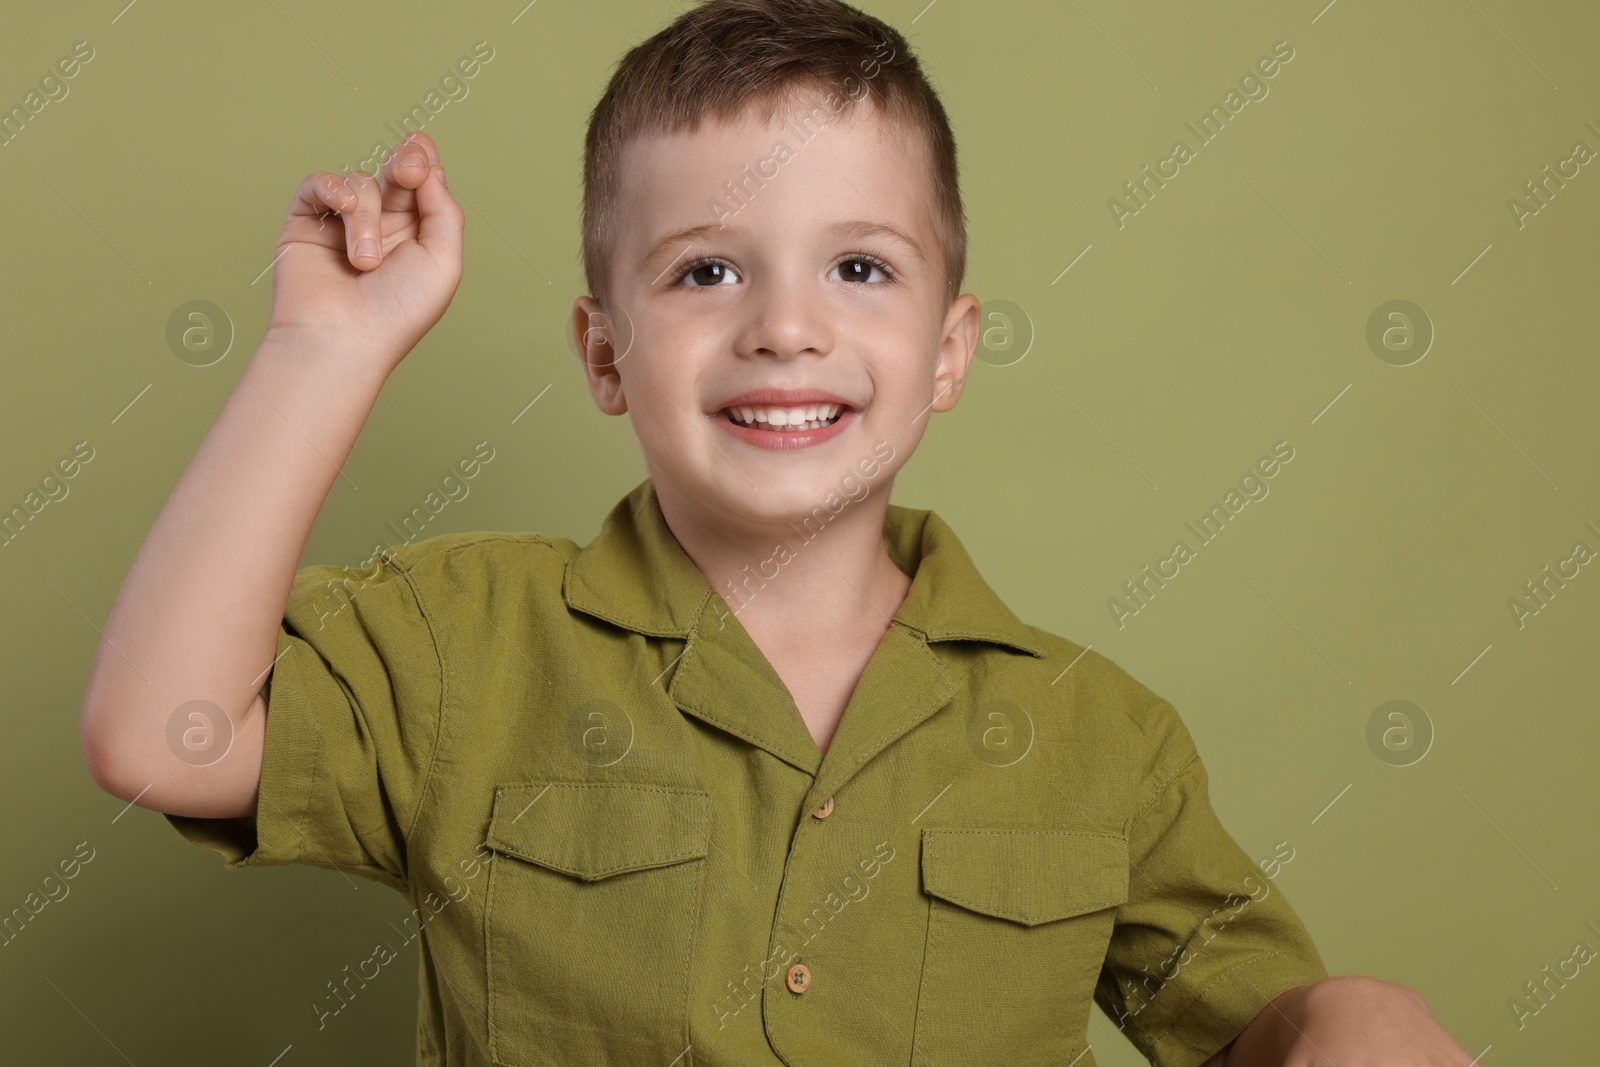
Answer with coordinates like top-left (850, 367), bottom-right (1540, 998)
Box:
top-left (712, 387), bottom-right (861, 412)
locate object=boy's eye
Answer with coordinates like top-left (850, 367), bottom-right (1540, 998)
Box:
top-left (671, 254), bottom-right (898, 288)
top-left (830, 257), bottom-right (894, 284)
top-left (678, 260), bottom-right (740, 287)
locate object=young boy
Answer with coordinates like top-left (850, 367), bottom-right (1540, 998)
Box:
top-left (80, 1), bottom-right (1474, 1064)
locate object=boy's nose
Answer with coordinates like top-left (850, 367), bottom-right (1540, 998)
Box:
top-left (735, 283), bottom-right (835, 361)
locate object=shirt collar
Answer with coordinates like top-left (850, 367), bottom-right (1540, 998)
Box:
top-left (563, 477), bottom-right (1044, 659)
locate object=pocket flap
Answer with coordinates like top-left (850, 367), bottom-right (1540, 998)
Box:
top-left (920, 828), bottom-right (1129, 926)
top-left (486, 781), bottom-right (711, 880)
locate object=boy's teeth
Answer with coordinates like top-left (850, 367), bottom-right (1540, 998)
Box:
top-left (729, 403), bottom-right (843, 430)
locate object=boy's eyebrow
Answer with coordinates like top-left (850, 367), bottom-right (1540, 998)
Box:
top-left (827, 220), bottom-right (928, 260)
top-left (643, 219), bottom-right (927, 277)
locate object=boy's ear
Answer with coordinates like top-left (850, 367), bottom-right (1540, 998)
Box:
top-left (930, 292), bottom-right (981, 413)
top-left (571, 296), bottom-right (629, 416)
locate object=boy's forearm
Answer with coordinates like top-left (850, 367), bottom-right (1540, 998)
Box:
top-left (79, 329), bottom-right (391, 795)
top-left (1217, 976), bottom-right (1471, 1066)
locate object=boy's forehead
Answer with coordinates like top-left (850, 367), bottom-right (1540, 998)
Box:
top-left (613, 95), bottom-right (938, 263)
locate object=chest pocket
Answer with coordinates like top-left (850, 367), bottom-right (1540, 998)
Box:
top-left (913, 828), bottom-right (1128, 1066)
top-left (483, 781), bottom-right (710, 1067)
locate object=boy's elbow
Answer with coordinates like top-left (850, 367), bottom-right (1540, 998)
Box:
top-left (78, 700), bottom-right (172, 806)
top-left (78, 693), bottom-right (266, 819)
top-left (78, 706), bottom-right (145, 803)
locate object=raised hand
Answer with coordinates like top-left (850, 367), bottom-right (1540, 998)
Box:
top-left (264, 131), bottom-right (465, 375)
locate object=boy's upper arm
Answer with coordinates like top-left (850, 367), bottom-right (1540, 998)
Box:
top-left (1092, 693), bottom-right (1329, 1067)
top-left (163, 550), bottom-right (445, 893)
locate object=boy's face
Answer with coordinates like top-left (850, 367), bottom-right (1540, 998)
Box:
top-left (573, 93), bottom-right (978, 530)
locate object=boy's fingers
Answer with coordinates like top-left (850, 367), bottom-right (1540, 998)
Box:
top-left (288, 171), bottom-right (357, 223)
top-left (377, 136), bottom-right (433, 221)
top-left (341, 171), bottom-right (386, 270)
top-left (412, 163), bottom-right (464, 261)
top-left (397, 131), bottom-right (441, 169)
top-left (282, 135), bottom-right (449, 263)
top-left (283, 172), bottom-right (364, 249)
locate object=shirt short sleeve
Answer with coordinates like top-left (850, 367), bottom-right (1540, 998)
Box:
top-left (163, 548), bottom-right (444, 893)
top-left (1094, 703), bottom-right (1329, 1067)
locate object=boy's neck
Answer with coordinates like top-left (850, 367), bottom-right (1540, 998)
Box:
top-left (652, 476), bottom-right (913, 648)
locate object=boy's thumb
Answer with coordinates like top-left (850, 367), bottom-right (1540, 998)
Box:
top-left (414, 164), bottom-right (464, 258)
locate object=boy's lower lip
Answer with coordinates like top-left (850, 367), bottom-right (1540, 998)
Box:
top-left (716, 407), bottom-right (856, 450)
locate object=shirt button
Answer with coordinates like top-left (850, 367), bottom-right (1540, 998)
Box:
top-left (785, 962), bottom-right (811, 994)
top-left (811, 796), bottom-right (834, 819)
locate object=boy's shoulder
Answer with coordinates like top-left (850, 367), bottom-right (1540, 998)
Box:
top-left (358, 528), bottom-right (581, 582)
top-left (1015, 621), bottom-right (1202, 800)
top-left (298, 529), bottom-right (583, 627)
top-left (378, 528), bottom-right (570, 567)
top-left (1025, 627), bottom-right (1185, 738)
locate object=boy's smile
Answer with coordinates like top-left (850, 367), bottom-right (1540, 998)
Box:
top-left (573, 90), bottom-right (980, 538)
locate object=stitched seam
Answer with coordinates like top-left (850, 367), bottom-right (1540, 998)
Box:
top-left (486, 782), bottom-right (712, 877)
top-left (564, 552), bottom-right (696, 638)
top-left (256, 654), bottom-right (412, 889)
top-left (396, 557), bottom-right (448, 859)
top-left (1128, 748), bottom-right (1201, 830)
top-left (672, 591), bottom-right (813, 762)
top-left (484, 818), bottom-right (504, 1066)
top-left (677, 703), bottom-right (802, 758)
top-left (924, 830), bottom-right (1127, 923)
top-left (1148, 950), bottom-right (1290, 1059)
top-left (410, 531), bottom-right (556, 555)
top-left (924, 890), bottom-right (1122, 922)
top-left (823, 624), bottom-right (956, 787)
top-left (491, 781), bottom-right (710, 797)
top-left (399, 533), bottom-right (566, 855)
top-left (909, 890), bottom-right (935, 1064)
top-left (926, 628), bottom-right (1044, 657)
top-left (495, 847), bottom-right (708, 879)
top-left (678, 799), bottom-right (708, 1066)
top-left (761, 768), bottom-right (832, 1048)
top-left (567, 602), bottom-right (692, 638)
top-left (278, 667), bottom-right (328, 870)
top-left (928, 829), bottom-right (1127, 840)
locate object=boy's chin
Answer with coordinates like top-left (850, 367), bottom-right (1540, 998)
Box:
top-left (648, 443), bottom-right (896, 528)
top-left (690, 473), bottom-right (881, 529)
top-left (656, 470), bottom-right (844, 518)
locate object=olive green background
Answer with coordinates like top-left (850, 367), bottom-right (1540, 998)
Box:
top-left (3, 0), bottom-right (1596, 1061)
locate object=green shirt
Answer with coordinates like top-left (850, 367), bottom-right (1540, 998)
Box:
top-left (167, 476), bottom-right (1327, 1067)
